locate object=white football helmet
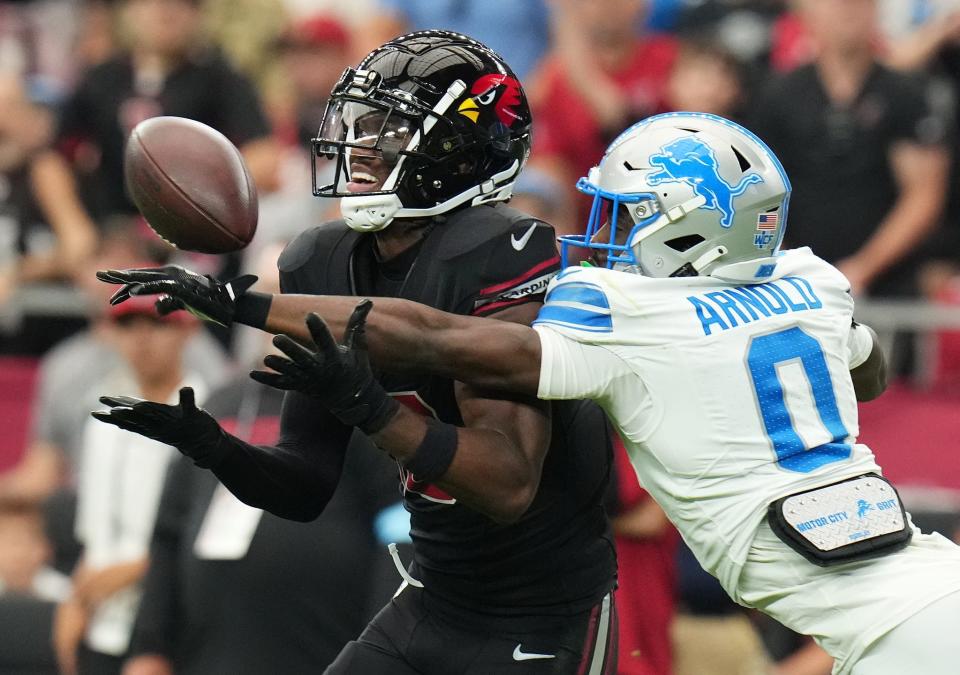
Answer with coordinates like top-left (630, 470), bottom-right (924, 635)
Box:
top-left (563, 112), bottom-right (791, 282)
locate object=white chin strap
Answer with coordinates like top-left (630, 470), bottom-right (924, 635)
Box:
top-left (709, 255), bottom-right (780, 283)
top-left (340, 193), bottom-right (403, 232)
top-left (340, 161), bottom-right (520, 232)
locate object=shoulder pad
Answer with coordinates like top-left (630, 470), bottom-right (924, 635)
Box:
top-left (435, 204), bottom-right (542, 261)
top-left (277, 220), bottom-right (353, 275)
top-left (536, 266), bottom-right (615, 334)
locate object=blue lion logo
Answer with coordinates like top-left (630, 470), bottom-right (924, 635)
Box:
top-left (646, 137), bottom-right (763, 228)
top-left (857, 499), bottom-right (873, 519)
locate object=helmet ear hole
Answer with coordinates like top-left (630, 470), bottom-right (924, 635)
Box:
top-left (664, 234), bottom-right (706, 252)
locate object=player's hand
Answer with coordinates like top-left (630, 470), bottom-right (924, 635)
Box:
top-left (250, 300), bottom-right (399, 434)
top-left (96, 265), bottom-right (257, 326)
top-left (91, 387), bottom-right (227, 468)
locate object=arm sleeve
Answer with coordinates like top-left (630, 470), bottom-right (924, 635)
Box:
top-left (207, 392), bottom-right (352, 522)
top-left (128, 457), bottom-right (194, 658)
top-left (847, 321), bottom-right (875, 369)
top-left (206, 229), bottom-right (352, 521)
top-left (534, 325), bottom-right (629, 401)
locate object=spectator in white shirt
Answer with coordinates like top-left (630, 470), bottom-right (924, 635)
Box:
top-left (54, 295), bottom-right (204, 675)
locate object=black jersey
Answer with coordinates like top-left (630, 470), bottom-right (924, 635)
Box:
top-left (278, 204), bottom-right (617, 622)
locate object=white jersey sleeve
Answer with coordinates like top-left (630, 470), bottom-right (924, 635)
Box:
top-left (847, 322), bottom-right (875, 369)
top-left (531, 267), bottom-right (632, 402)
top-left (534, 325), bottom-right (629, 401)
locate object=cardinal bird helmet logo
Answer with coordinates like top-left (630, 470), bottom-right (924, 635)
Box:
top-left (457, 74), bottom-right (523, 128)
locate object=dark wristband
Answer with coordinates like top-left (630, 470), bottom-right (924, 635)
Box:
top-left (402, 418), bottom-right (458, 483)
top-left (352, 388), bottom-right (400, 436)
top-left (178, 427), bottom-right (234, 469)
top-left (234, 291), bottom-right (273, 328)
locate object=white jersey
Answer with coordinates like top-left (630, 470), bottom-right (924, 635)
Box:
top-left (533, 248), bottom-right (960, 673)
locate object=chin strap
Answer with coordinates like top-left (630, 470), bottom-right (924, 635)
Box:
top-left (709, 255), bottom-right (780, 283)
top-left (690, 246), bottom-right (727, 275)
top-left (340, 160), bottom-right (521, 232)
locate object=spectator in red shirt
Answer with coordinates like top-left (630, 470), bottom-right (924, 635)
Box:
top-left (529, 0), bottom-right (678, 234)
top-left (607, 435), bottom-right (678, 675)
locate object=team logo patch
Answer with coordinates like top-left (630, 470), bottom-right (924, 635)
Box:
top-left (753, 263), bottom-right (777, 278)
top-left (456, 74), bottom-right (522, 128)
top-left (647, 136), bottom-right (763, 228)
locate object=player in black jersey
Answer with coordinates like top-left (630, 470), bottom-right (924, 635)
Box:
top-left (95, 32), bottom-right (618, 674)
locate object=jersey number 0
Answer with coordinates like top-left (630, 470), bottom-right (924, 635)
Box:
top-left (747, 326), bottom-right (853, 473)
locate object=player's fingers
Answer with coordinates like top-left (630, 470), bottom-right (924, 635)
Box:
top-left (91, 410), bottom-right (128, 428)
top-left (128, 280), bottom-right (182, 297)
top-left (178, 387), bottom-right (196, 411)
top-left (248, 369), bottom-right (292, 390)
top-left (108, 285), bottom-right (135, 306)
top-left (118, 265), bottom-right (181, 277)
top-left (95, 270), bottom-right (126, 284)
top-left (90, 409), bottom-right (149, 435)
top-left (262, 353), bottom-right (301, 376)
top-left (98, 395), bottom-right (146, 409)
top-left (156, 296), bottom-right (185, 316)
top-left (271, 334), bottom-right (319, 367)
top-left (98, 268), bottom-right (172, 283)
top-left (305, 313), bottom-right (339, 357)
top-left (108, 406), bottom-right (164, 429)
top-left (343, 300), bottom-right (373, 350)
top-left (97, 269), bottom-right (160, 284)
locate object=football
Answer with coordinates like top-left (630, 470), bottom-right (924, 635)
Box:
top-left (123, 116), bottom-right (258, 254)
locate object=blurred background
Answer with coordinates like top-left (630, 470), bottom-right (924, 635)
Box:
top-left (0, 1), bottom-right (958, 674)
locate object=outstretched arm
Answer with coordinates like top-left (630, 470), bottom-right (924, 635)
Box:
top-left (95, 266), bottom-right (543, 394)
top-left (92, 387), bottom-right (348, 522)
top-left (263, 293), bottom-right (543, 395)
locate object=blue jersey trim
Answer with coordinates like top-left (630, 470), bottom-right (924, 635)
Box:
top-left (544, 282), bottom-right (610, 310)
top-left (534, 304), bottom-right (614, 332)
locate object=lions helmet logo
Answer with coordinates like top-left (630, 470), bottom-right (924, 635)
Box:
top-left (646, 136), bottom-right (763, 228)
top-left (457, 74), bottom-right (523, 128)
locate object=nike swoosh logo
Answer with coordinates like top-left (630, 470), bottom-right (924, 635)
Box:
top-left (511, 222), bottom-right (539, 251)
top-left (512, 645), bottom-right (556, 661)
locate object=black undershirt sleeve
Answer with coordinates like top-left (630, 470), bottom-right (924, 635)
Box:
top-left (208, 391), bottom-right (352, 522)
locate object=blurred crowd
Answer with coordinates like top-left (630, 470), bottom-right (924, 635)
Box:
top-left (0, 0), bottom-right (958, 674)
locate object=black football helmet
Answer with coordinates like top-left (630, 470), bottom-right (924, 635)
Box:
top-left (312, 30), bottom-right (533, 231)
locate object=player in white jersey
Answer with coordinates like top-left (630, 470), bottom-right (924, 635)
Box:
top-left (248, 112), bottom-right (960, 674)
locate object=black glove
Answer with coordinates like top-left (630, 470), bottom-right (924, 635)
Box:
top-left (250, 300), bottom-right (399, 435)
top-left (96, 265), bottom-right (259, 326)
top-left (91, 387), bottom-right (229, 468)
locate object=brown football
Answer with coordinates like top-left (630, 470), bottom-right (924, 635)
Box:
top-left (124, 116), bottom-right (258, 254)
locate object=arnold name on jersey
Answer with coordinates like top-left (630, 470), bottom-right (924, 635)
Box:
top-left (687, 275), bottom-right (824, 336)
